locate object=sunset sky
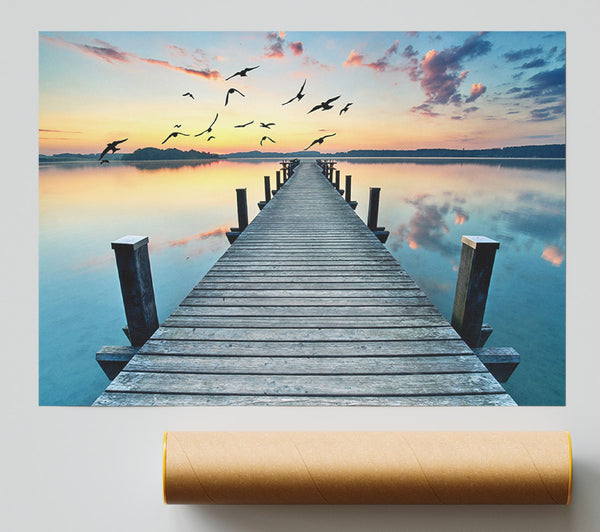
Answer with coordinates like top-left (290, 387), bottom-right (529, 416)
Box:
top-left (39, 31), bottom-right (565, 155)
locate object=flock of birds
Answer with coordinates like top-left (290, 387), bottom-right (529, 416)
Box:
top-left (98, 65), bottom-right (352, 163)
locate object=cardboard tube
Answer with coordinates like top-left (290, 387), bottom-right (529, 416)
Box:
top-left (163, 431), bottom-right (572, 505)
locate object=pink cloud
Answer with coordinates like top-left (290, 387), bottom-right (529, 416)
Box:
top-left (343, 41), bottom-right (399, 72)
top-left (465, 82), bottom-right (487, 103)
top-left (139, 57), bottom-right (221, 79)
top-left (265, 31), bottom-right (285, 58)
top-left (411, 33), bottom-right (492, 106)
top-left (289, 41), bottom-right (303, 56)
top-left (344, 50), bottom-right (364, 67)
top-left (42, 34), bottom-right (222, 80)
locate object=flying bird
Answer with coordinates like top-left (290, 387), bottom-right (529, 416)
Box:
top-left (260, 122), bottom-right (275, 129)
top-left (207, 136), bottom-right (216, 141)
top-left (174, 124), bottom-right (182, 128)
top-left (162, 132), bottom-right (190, 144)
top-left (99, 159), bottom-right (110, 165)
top-left (260, 136), bottom-right (275, 146)
top-left (304, 133), bottom-right (336, 151)
top-left (225, 88), bottom-right (245, 106)
top-left (98, 138), bottom-right (128, 160)
top-left (307, 95), bottom-right (341, 114)
top-left (339, 103), bottom-right (353, 115)
top-left (234, 120), bottom-right (254, 128)
top-left (195, 113), bottom-right (218, 136)
top-left (182, 92), bottom-right (194, 99)
top-left (282, 79), bottom-right (306, 105)
top-left (225, 66), bottom-right (259, 81)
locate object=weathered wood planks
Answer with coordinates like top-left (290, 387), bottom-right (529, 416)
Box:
top-left (93, 160), bottom-right (515, 406)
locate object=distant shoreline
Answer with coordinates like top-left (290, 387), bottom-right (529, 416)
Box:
top-left (39, 143), bottom-right (566, 162)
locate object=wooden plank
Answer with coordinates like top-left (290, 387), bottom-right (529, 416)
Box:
top-left (188, 289), bottom-right (427, 298)
top-left (94, 392), bottom-right (516, 406)
top-left (106, 371), bottom-right (507, 396)
top-left (161, 315), bottom-right (450, 329)
top-left (139, 339), bottom-right (474, 357)
top-left (193, 281), bottom-right (418, 290)
top-left (170, 305), bottom-right (441, 317)
top-left (180, 297), bottom-right (431, 306)
top-left (152, 326), bottom-right (460, 342)
top-left (123, 354), bottom-right (489, 374)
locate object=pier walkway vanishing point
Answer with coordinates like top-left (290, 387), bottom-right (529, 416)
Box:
top-left (94, 161), bottom-right (516, 406)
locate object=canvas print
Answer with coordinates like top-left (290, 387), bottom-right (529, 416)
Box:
top-left (39, 31), bottom-right (565, 406)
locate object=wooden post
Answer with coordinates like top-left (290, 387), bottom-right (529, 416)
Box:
top-left (111, 236), bottom-right (159, 347)
top-left (335, 170), bottom-right (340, 190)
top-left (276, 171), bottom-right (282, 190)
top-left (258, 176), bottom-right (271, 210)
top-left (345, 175), bottom-right (358, 209)
top-left (367, 187), bottom-right (381, 230)
top-left (451, 236), bottom-right (500, 348)
top-left (345, 175), bottom-right (352, 201)
top-left (236, 188), bottom-right (248, 230)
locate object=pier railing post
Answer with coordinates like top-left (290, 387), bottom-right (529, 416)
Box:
top-left (451, 236), bottom-right (500, 348)
top-left (226, 188), bottom-right (249, 243)
top-left (258, 176), bottom-right (271, 210)
top-left (236, 188), bottom-right (248, 230)
top-left (367, 187), bottom-right (389, 243)
top-left (111, 236), bottom-right (159, 346)
top-left (345, 175), bottom-right (358, 209)
top-left (335, 170), bottom-right (340, 190)
top-left (276, 171), bottom-right (282, 191)
top-left (367, 187), bottom-right (381, 230)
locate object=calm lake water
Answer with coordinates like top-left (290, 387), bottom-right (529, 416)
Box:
top-left (39, 157), bottom-right (565, 406)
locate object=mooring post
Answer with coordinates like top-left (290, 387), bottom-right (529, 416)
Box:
top-left (258, 176), bottom-right (271, 210)
top-left (367, 187), bottom-right (389, 242)
top-left (451, 236), bottom-right (500, 348)
top-left (367, 187), bottom-right (381, 230)
top-left (226, 188), bottom-right (249, 243)
top-left (236, 188), bottom-right (248, 230)
top-left (111, 236), bottom-right (159, 347)
top-left (345, 175), bottom-right (358, 209)
top-left (334, 170), bottom-right (340, 190)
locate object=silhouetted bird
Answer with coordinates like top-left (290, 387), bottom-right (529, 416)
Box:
top-left (260, 122), bottom-right (275, 129)
top-left (162, 132), bottom-right (190, 144)
top-left (225, 66), bottom-right (259, 81)
top-left (339, 103), bottom-right (353, 115)
top-left (174, 124), bottom-right (182, 128)
top-left (225, 88), bottom-right (245, 106)
top-left (207, 136), bottom-right (216, 141)
top-left (307, 95), bottom-right (341, 114)
top-left (195, 113), bottom-right (218, 136)
top-left (99, 159), bottom-right (110, 164)
top-left (282, 79), bottom-right (306, 105)
top-left (260, 136), bottom-right (275, 146)
top-left (182, 92), bottom-right (194, 99)
top-left (234, 120), bottom-right (254, 128)
top-left (304, 133), bottom-right (336, 150)
top-left (98, 138), bottom-right (128, 160)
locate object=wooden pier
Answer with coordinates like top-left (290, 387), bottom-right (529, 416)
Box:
top-left (94, 161), bottom-right (516, 406)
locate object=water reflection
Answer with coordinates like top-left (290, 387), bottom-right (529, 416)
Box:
top-left (39, 158), bottom-right (565, 406)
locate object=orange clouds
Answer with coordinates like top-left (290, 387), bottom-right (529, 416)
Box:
top-left (541, 245), bottom-right (564, 266)
top-left (466, 82), bottom-right (487, 103)
top-left (344, 50), bottom-right (364, 67)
